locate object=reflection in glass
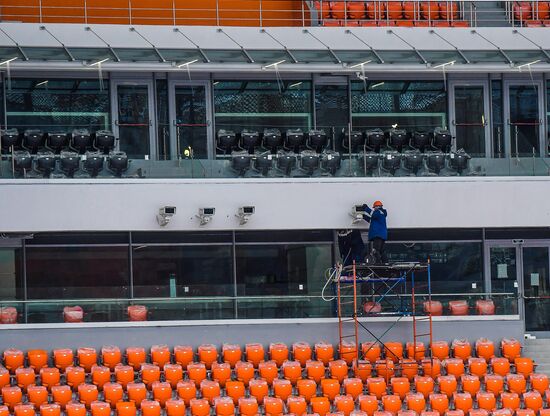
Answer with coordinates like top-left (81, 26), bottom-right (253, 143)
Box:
top-left (492, 80), bottom-right (505, 158)
top-left (454, 85), bottom-right (486, 157)
top-left (489, 246), bottom-right (517, 293)
top-left (236, 244), bottom-right (332, 296)
top-left (509, 84), bottom-right (540, 157)
top-left (26, 247), bottom-right (129, 299)
top-left (523, 247), bottom-right (550, 331)
top-left (132, 245), bottom-right (233, 298)
top-left (315, 84), bottom-right (349, 148)
top-left (0, 248), bottom-right (23, 300)
top-left (175, 85), bottom-right (208, 159)
top-left (117, 85), bottom-right (151, 159)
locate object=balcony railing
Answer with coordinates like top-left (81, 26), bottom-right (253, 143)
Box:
top-left (0, 1), bottom-right (546, 28)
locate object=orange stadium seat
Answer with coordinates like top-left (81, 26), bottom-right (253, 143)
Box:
top-left (375, 359), bottom-right (395, 381)
top-left (127, 305), bottom-right (147, 321)
top-left (335, 394), bottom-right (356, 415)
top-left (101, 345), bottom-right (121, 369)
top-left (423, 301), bottom-right (443, 316)
top-left (524, 391), bottom-right (544, 412)
top-left (420, 2), bottom-right (439, 20)
top-left (406, 342), bottom-right (425, 360)
top-left (429, 393), bottom-right (449, 415)
top-left (453, 393), bottom-right (472, 414)
top-left (366, 1), bottom-right (386, 19)
top-left (321, 378), bottom-right (341, 402)
top-left (0, 307), bottom-right (17, 324)
top-left (173, 345), bottom-right (194, 369)
top-left (500, 339), bottom-right (521, 362)
top-left (77, 348), bottom-right (97, 372)
top-left (249, 378), bottom-right (269, 404)
top-left (316, 342), bottom-right (335, 365)
top-left (490, 357), bottom-right (511, 376)
top-left (15, 367), bottom-right (35, 392)
top-left (258, 361), bottom-right (278, 385)
top-left (51, 385), bottom-right (72, 409)
top-left (127, 383), bottom-right (147, 408)
top-left (442, 358), bottom-right (464, 378)
top-left (245, 343), bottom-right (265, 367)
top-left (4, 349), bottom-right (25, 373)
top-left (13, 405), bottom-right (34, 416)
top-left (475, 300), bottom-right (495, 315)
top-left (414, 376), bottom-right (434, 398)
top-left (282, 360), bottom-right (302, 385)
top-left (65, 403), bottom-right (86, 416)
top-left (273, 378), bottom-right (292, 401)
top-left (269, 343), bottom-right (289, 366)
top-left (476, 392), bottom-right (496, 412)
top-left (367, 377), bottom-right (387, 399)
top-left (451, 340), bottom-right (471, 361)
top-left (214, 397), bottom-right (234, 416)
top-left (78, 384), bottom-right (99, 408)
top-left (363, 342), bottom-right (382, 364)
top-left (475, 338), bottom-right (495, 361)
top-left (514, 2), bottom-right (532, 21)
top-left (102, 382), bottom-right (124, 408)
top-left (53, 349), bottom-right (74, 371)
top-left (27, 349), bottom-right (48, 373)
top-left (2, 386), bottom-right (23, 411)
top-left (306, 360), bottom-right (326, 384)
top-left (116, 402), bottom-right (137, 416)
top-left (189, 398), bottom-right (210, 416)
top-left (90, 401), bottom-right (111, 416)
top-left (235, 360), bottom-right (255, 386)
top-left (420, 358), bottom-right (439, 378)
top-left (405, 392), bottom-right (425, 414)
top-left (91, 365), bottom-right (110, 390)
top-left (225, 380), bottom-right (246, 404)
top-left (222, 344), bottom-right (241, 368)
top-left (437, 375), bottom-right (457, 398)
top-left (347, 1), bottom-right (367, 20)
top-left (175, 381), bottom-right (196, 406)
top-left (66, 366), bottom-right (86, 390)
top-left (27, 385), bottom-right (48, 409)
top-left (514, 357), bottom-right (535, 376)
top-left (382, 394), bottom-right (402, 414)
top-left (439, 1), bottom-right (459, 20)
top-left (344, 377), bottom-right (364, 399)
top-left (39, 404), bottom-right (60, 416)
top-left (163, 363), bottom-right (183, 388)
top-left (293, 342), bottom-right (312, 366)
top-left (187, 363), bottom-right (206, 387)
top-left (449, 301), bottom-right (469, 316)
top-left (311, 396), bottom-right (332, 416)
top-left (468, 357), bottom-right (488, 377)
top-left (126, 347), bottom-right (147, 370)
top-left (500, 392), bottom-right (520, 410)
top-left (354, 360), bottom-right (373, 382)
top-left (151, 381), bottom-right (172, 407)
top-left (340, 341), bottom-right (358, 365)
top-left (238, 397), bottom-right (258, 416)
top-left (484, 374), bottom-right (504, 395)
top-left (41, 367), bottom-right (61, 390)
top-left (384, 342), bottom-right (404, 362)
top-left (264, 397), bottom-right (284, 416)
top-left (151, 344), bottom-right (171, 369)
top-left (461, 374), bottom-right (481, 396)
top-left (297, 378), bottom-right (318, 403)
top-left (329, 359), bottom-right (349, 383)
top-left (287, 396), bottom-right (307, 415)
top-left (314, 1), bottom-right (332, 19)
top-left (359, 394), bottom-right (379, 416)
top-left (388, 2), bottom-right (404, 19)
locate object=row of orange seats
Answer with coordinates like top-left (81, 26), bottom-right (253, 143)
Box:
top-left (1, 338), bottom-right (524, 375)
top-left (321, 19), bottom-right (468, 27)
top-left (1, 373), bottom-right (550, 416)
top-left (423, 300), bottom-right (496, 316)
top-left (514, 1), bottom-right (550, 20)
top-left (314, 1), bottom-right (462, 21)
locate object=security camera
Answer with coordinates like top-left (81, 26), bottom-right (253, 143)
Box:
top-left (157, 206), bottom-right (176, 227)
top-left (350, 204), bottom-right (365, 224)
top-left (197, 207), bottom-right (215, 226)
top-left (237, 206), bottom-right (255, 225)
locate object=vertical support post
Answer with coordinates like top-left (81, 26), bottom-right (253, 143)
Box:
top-left (216, 0), bottom-right (220, 26)
top-left (22, 238), bottom-right (28, 324)
top-left (428, 259), bottom-right (433, 352)
top-left (128, 231), bottom-right (134, 299)
top-left (259, 0), bottom-right (263, 26)
top-left (39, 0), bottom-right (43, 23)
top-left (128, 0), bottom-right (132, 25)
top-left (172, 0), bottom-right (176, 25)
top-left (84, 0), bottom-right (88, 24)
top-left (353, 260), bottom-right (359, 361)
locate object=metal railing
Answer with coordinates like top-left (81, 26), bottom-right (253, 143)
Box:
top-left (0, 1), bottom-right (543, 28)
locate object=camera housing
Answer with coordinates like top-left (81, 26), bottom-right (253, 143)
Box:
top-left (350, 204), bottom-right (365, 224)
top-left (237, 206), bottom-right (255, 225)
top-left (197, 207), bottom-right (216, 226)
top-left (157, 206), bottom-right (176, 227)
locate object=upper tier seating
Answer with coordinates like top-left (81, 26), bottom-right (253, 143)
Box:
top-left (0, 338), bottom-right (543, 416)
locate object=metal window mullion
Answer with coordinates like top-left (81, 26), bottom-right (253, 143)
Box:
top-left (129, 231), bottom-right (134, 299)
top-left (232, 230), bottom-right (238, 319)
top-left (22, 238), bottom-right (28, 324)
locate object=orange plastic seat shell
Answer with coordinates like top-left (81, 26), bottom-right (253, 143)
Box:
top-left (420, 2), bottom-right (439, 20)
top-left (475, 338), bottom-right (495, 362)
top-left (90, 401), bottom-right (111, 416)
top-left (77, 384), bottom-right (99, 408)
top-left (347, 1), bottom-right (366, 19)
top-left (165, 364), bottom-right (183, 388)
top-left (15, 367), bottom-right (36, 391)
top-left (329, 359), bottom-right (349, 383)
top-left (238, 397), bottom-right (259, 416)
top-left (366, 1), bottom-right (386, 19)
top-left (103, 382), bottom-right (124, 408)
top-left (452, 393), bottom-right (472, 414)
top-left (375, 360), bottom-right (395, 382)
top-left (222, 344), bottom-right (242, 368)
top-left (321, 378), bottom-right (341, 402)
top-left (151, 381), bottom-right (172, 407)
top-left (225, 380), bottom-right (246, 405)
top-left (469, 410), bottom-right (489, 416)
top-left (439, 1), bottom-right (460, 19)
top-left (490, 357), bottom-right (511, 376)
top-left (359, 394), bottom-right (379, 416)
top-left (423, 301), bottom-right (443, 316)
top-left (501, 339), bottom-right (521, 362)
top-left (249, 378), bottom-right (269, 404)
top-left (264, 397), bottom-right (284, 416)
top-left (500, 392), bottom-right (520, 410)
top-left (197, 344), bottom-right (218, 370)
top-left (3, 349), bottom-right (24, 373)
top-left (506, 373), bottom-right (527, 394)
top-left (402, 359), bottom-right (420, 381)
top-left (189, 398), bottom-right (210, 416)
top-left (436, 376), bottom-right (457, 398)
top-left (287, 396), bottom-right (307, 415)
top-left (363, 342), bottom-right (382, 364)
top-left (235, 360), bottom-right (255, 386)
top-left (444, 411), bottom-right (463, 416)
top-left (211, 362), bottom-right (231, 387)
top-left (451, 340), bottom-right (471, 361)
top-left (340, 341), bottom-right (358, 365)
top-left (273, 378), bottom-right (293, 401)
top-left (77, 348), bottom-right (97, 372)
top-left (354, 360), bottom-right (373, 382)
top-left (484, 374), bottom-right (504, 395)
top-left (335, 394), bottom-right (356, 416)
top-left (14, 404), bottom-right (35, 416)
top-left (282, 360), bottom-right (303, 385)
top-left (187, 363), bottom-right (207, 387)
top-left (406, 342), bottom-right (425, 361)
top-left (316, 342), bottom-right (335, 365)
top-left (428, 393), bottom-right (449, 416)
top-left (442, 358), bottom-right (464, 378)
top-left (51, 385), bottom-right (72, 409)
top-left (475, 392), bottom-right (496, 411)
top-left (173, 345), bottom-right (194, 369)
top-left (311, 396), bottom-right (332, 416)
top-left (40, 367), bottom-right (61, 390)
top-left (91, 365), bottom-right (111, 390)
top-left (343, 377), bottom-right (364, 399)
top-left (27, 349), bottom-right (48, 373)
top-left (175, 380), bottom-right (196, 406)
top-left (405, 393), bottom-right (425, 414)
top-left (101, 345), bottom-right (122, 370)
top-left (390, 377), bottom-right (410, 400)
top-left (125, 347), bottom-right (146, 371)
top-left (514, 357), bottom-right (534, 377)
top-left (475, 300), bottom-right (495, 315)
top-left (431, 341), bottom-right (450, 361)
top-left (414, 376), bottom-right (434, 399)
top-left (269, 343), bottom-right (289, 367)
top-left (126, 382), bottom-right (147, 408)
top-left (66, 366), bottom-right (86, 390)
top-left (258, 360), bottom-right (279, 385)
top-left (307, 360), bottom-right (326, 384)
top-left (150, 345), bottom-right (171, 370)
top-left (116, 401), bottom-right (137, 416)
top-left (523, 391), bottom-right (543, 412)
top-left (384, 343), bottom-right (404, 362)
top-left (467, 358), bottom-right (487, 377)
top-left (0, 369), bottom-right (12, 392)
top-left (381, 394), bottom-right (402, 415)
top-left (65, 402), bottom-right (87, 416)
top-left (140, 400), bottom-right (161, 416)
top-left (293, 342), bottom-right (312, 366)
top-left (53, 349), bottom-right (74, 371)
top-left (245, 343), bottom-right (265, 367)
top-left (516, 410), bottom-right (536, 416)
top-left (200, 380), bottom-right (221, 405)
top-left (460, 375), bottom-right (480, 396)
top-left (530, 373), bottom-right (549, 394)
top-left (2, 386), bottom-right (23, 411)
top-left (368, 377), bottom-right (388, 400)
top-left (214, 397), bottom-right (234, 416)
top-left (27, 385), bottom-right (48, 409)
top-left (297, 379), bottom-right (318, 403)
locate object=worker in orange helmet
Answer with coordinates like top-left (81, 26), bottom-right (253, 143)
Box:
top-left (363, 200), bottom-right (388, 264)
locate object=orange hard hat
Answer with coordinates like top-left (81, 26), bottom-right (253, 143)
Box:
top-left (373, 200), bottom-right (383, 207)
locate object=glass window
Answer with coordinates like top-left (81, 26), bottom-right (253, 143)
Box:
top-left (385, 242), bottom-right (483, 294)
top-left (351, 80), bottom-right (447, 133)
top-left (247, 50), bottom-right (291, 64)
top-left (236, 244), bottom-right (332, 296)
top-left (492, 80), bottom-right (504, 158)
top-left (505, 50), bottom-right (548, 65)
top-left (0, 248), bottom-right (23, 300)
top-left (22, 47), bottom-right (70, 61)
top-left (377, 51), bottom-right (424, 64)
top-left (114, 48), bottom-right (161, 62)
top-left (132, 245), bottom-right (233, 298)
top-left (204, 50), bottom-right (249, 63)
top-left (291, 50), bottom-right (337, 63)
top-left (462, 51), bottom-right (509, 64)
top-left (333, 50), bottom-right (378, 65)
top-left (157, 49), bottom-right (204, 63)
top-left (214, 80), bottom-right (312, 151)
top-left (26, 247), bottom-right (130, 299)
top-left (547, 80), bottom-right (550, 155)
top-left (0, 47), bottom-right (24, 61)
top-left (156, 79), bottom-right (170, 160)
top-left (421, 50), bottom-right (466, 65)
top-left (315, 83), bottom-right (349, 142)
top-left (5, 78), bottom-right (110, 134)
top-left (68, 48), bottom-right (115, 62)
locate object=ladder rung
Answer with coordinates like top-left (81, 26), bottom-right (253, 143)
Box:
top-left (341, 334), bottom-right (357, 339)
top-left (414, 317), bottom-right (432, 321)
top-left (340, 301), bottom-right (356, 305)
top-left (415, 333), bottom-right (432, 337)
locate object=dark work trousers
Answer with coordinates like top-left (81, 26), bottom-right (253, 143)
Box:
top-left (371, 237), bottom-right (388, 263)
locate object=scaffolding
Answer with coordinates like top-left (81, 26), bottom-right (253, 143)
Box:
top-left (336, 260), bottom-right (432, 364)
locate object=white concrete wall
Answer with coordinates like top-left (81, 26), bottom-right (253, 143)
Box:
top-left (0, 176), bottom-right (549, 232)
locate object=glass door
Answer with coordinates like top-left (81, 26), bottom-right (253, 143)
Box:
top-left (168, 81), bottom-right (212, 160)
top-left (504, 80), bottom-right (545, 157)
top-left (485, 243), bottom-right (519, 315)
top-left (112, 81), bottom-right (156, 159)
top-left (450, 81), bottom-right (491, 157)
top-left (522, 244), bottom-right (550, 332)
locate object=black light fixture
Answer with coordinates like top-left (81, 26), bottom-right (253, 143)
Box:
top-left (231, 151), bottom-right (251, 176)
top-left (241, 130), bottom-right (260, 154)
top-left (60, 151), bottom-right (81, 178)
top-left (22, 129), bottom-right (45, 154)
top-left (432, 127), bottom-right (452, 152)
top-left (342, 130), bottom-right (365, 153)
top-left (411, 130), bottom-right (430, 152)
top-left (13, 151), bottom-right (32, 175)
top-left (365, 128), bottom-right (385, 153)
top-left (403, 150), bottom-right (424, 175)
top-left (36, 151), bottom-right (56, 178)
top-left (108, 151), bottom-right (129, 177)
top-left (83, 151), bottom-right (104, 178)
top-left (1, 128), bottom-right (20, 152)
top-left (426, 151), bottom-right (446, 174)
top-left (363, 152), bottom-right (380, 174)
top-left (300, 150), bottom-right (320, 175)
top-left (387, 128), bottom-right (408, 152)
top-left (448, 151), bottom-right (471, 175)
top-left (254, 152), bottom-right (273, 176)
top-left (307, 129), bottom-right (328, 153)
top-left (285, 129), bottom-right (305, 153)
top-left (217, 129), bottom-right (237, 155)
top-left (381, 151), bottom-right (401, 175)
top-left (321, 151), bottom-right (341, 175)
top-left (93, 130), bottom-right (116, 154)
top-left (46, 131), bottom-right (69, 154)
top-left (276, 151), bottom-right (297, 176)
top-left (70, 128), bottom-right (92, 154)
top-left (263, 128), bottom-right (283, 153)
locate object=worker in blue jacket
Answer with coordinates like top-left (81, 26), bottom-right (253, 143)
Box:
top-left (337, 229), bottom-right (365, 267)
top-left (363, 200), bottom-right (388, 264)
